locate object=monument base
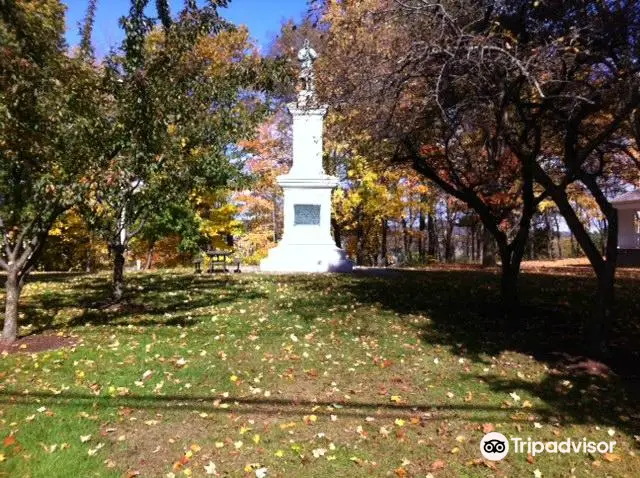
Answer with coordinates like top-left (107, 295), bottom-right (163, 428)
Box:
top-left (260, 243), bottom-right (353, 273)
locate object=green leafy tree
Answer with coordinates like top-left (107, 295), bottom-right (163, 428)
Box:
top-left (0, 0), bottom-right (107, 342)
top-left (135, 200), bottom-right (202, 269)
top-left (83, 0), bottom-right (280, 300)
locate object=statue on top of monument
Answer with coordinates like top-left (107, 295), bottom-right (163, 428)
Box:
top-left (297, 39), bottom-right (318, 107)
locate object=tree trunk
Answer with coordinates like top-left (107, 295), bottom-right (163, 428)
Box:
top-left (427, 213), bottom-right (437, 257)
top-left (570, 233), bottom-right (579, 257)
top-left (444, 221), bottom-right (454, 262)
top-left (482, 226), bottom-right (496, 267)
top-left (1, 229), bottom-right (48, 343)
top-left (590, 264), bottom-right (615, 353)
top-left (331, 217), bottom-right (342, 248)
top-left (355, 216), bottom-right (365, 266)
top-left (498, 246), bottom-right (523, 315)
top-left (544, 214), bottom-right (553, 259)
top-left (380, 218), bottom-right (388, 266)
top-left (145, 242), bottom-right (155, 270)
top-left (534, 168), bottom-right (618, 355)
top-left (86, 234), bottom-right (94, 273)
top-left (2, 269), bottom-right (21, 343)
top-left (401, 217), bottom-right (410, 261)
top-left (600, 219), bottom-right (608, 256)
top-left (112, 244), bottom-right (126, 301)
top-left (587, 212), bottom-right (617, 355)
top-left (418, 209), bottom-right (426, 262)
top-left (553, 215), bottom-right (562, 259)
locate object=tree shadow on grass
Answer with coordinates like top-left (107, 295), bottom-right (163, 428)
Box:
top-left (0, 389), bottom-right (552, 425)
top-left (292, 268), bottom-right (640, 438)
top-left (13, 273), bottom-right (267, 336)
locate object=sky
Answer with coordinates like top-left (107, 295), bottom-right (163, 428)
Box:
top-left (62, 0), bottom-right (308, 55)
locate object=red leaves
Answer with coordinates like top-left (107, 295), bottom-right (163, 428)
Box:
top-left (381, 359), bottom-right (394, 368)
top-left (419, 144), bottom-right (443, 157)
top-left (3, 435), bottom-right (17, 447)
top-left (481, 423), bottom-right (495, 434)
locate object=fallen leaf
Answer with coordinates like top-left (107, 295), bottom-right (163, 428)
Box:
top-left (255, 467), bottom-right (268, 478)
top-left (602, 452), bottom-right (621, 462)
top-left (482, 423), bottom-right (495, 434)
top-left (204, 461), bottom-right (217, 475)
top-left (394, 467), bottom-right (407, 477)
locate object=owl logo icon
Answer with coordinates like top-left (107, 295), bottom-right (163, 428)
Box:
top-left (480, 432), bottom-right (509, 461)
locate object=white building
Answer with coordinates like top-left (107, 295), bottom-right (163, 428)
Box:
top-left (612, 190), bottom-right (640, 266)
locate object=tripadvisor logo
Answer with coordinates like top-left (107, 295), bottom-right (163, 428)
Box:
top-left (480, 432), bottom-right (616, 461)
top-left (480, 432), bottom-right (509, 461)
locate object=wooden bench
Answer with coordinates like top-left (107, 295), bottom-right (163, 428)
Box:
top-left (207, 251), bottom-right (229, 273)
top-left (193, 251), bottom-right (242, 274)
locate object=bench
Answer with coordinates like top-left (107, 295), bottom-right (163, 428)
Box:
top-left (193, 251), bottom-right (242, 274)
top-left (207, 251), bottom-right (230, 273)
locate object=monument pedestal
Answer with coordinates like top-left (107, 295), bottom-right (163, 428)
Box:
top-left (260, 244), bottom-right (352, 273)
top-left (260, 175), bottom-right (353, 273)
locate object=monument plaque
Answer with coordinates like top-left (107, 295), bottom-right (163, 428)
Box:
top-left (294, 204), bottom-right (321, 225)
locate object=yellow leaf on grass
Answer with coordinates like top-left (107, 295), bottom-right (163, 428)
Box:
top-left (603, 453), bottom-right (622, 462)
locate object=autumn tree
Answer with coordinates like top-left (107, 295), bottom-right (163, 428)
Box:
top-left (386, 0), bottom-right (640, 352)
top-left (0, 0), bottom-right (108, 342)
top-left (315, 0), bottom-right (639, 350)
top-left (234, 112), bottom-right (290, 262)
top-left (42, 209), bottom-right (105, 272)
top-left (83, 1), bottom-right (280, 300)
top-left (284, 0), bottom-right (539, 308)
top-left (135, 200), bottom-right (202, 269)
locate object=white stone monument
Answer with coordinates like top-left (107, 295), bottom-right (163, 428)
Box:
top-left (260, 41), bottom-right (353, 273)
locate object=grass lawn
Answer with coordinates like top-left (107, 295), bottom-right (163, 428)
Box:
top-left (1, 266), bottom-right (640, 477)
